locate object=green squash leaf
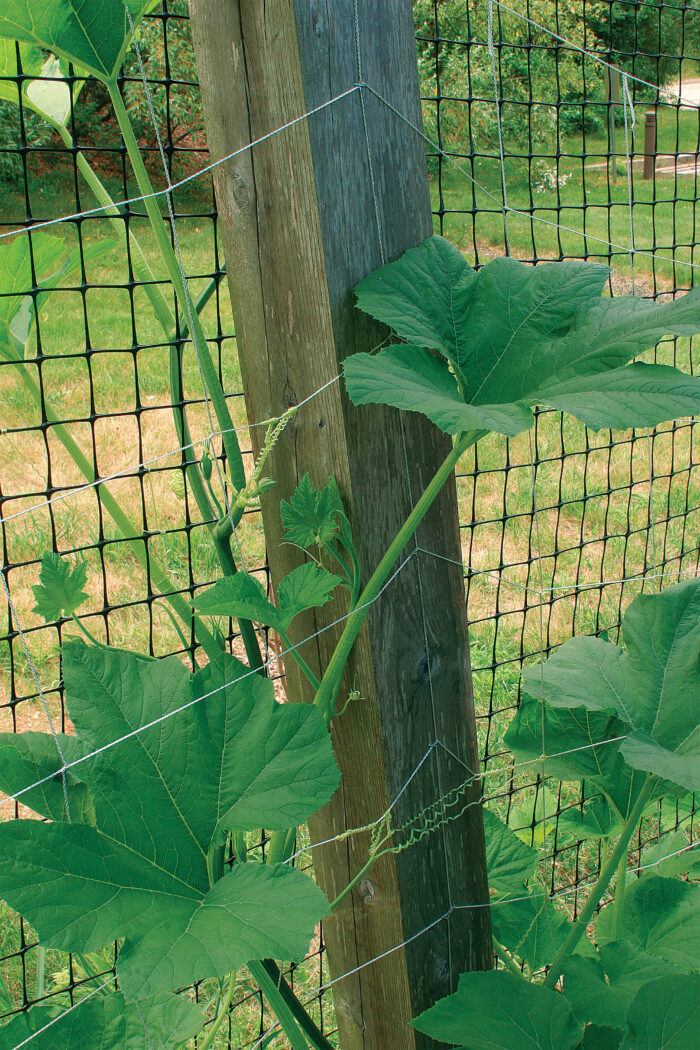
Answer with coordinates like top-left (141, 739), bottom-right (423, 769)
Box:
top-left (595, 877), bottom-right (700, 973)
top-left (276, 563), bottom-right (343, 628)
top-left (279, 474), bottom-right (347, 551)
top-left (533, 362), bottom-right (700, 432)
top-left (522, 577), bottom-right (700, 793)
top-left (621, 974), bottom-right (700, 1050)
top-left (483, 808), bottom-right (539, 893)
top-left (346, 235), bottom-right (700, 437)
top-left (504, 697), bottom-right (651, 821)
top-left (0, 41), bottom-right (80, 127)
top-left (0, 731), bottom-right (94, 823)
top-left (32, 552), bottom-right (89, 622)
top-left (0, 989), bottom-right (204, 1050)
top-left (1, 232), bottom-right (110, 364)
top-left (411, 970), bottom-right (583, 1050)
top-left (193, 572), bottom-right (274, 626)
top-left (0, 0), bottom-right (156, 83)
top-left (581, 1026), bottom-right (623, 1050)
top-left (635, 830), bottom-right (700, 879)
top-left (0, 233), bottom-right (70, 362)
top-left (0, 642), bottom-right (337, 1001)
top-left (562, 942), bottom-right (683, 1031)
top-left (491, 893), bottom-right (570, 970)
top-left (193, 564), bottom-right (342, 634)
top-left (343, 345), bottom-right (532, 436)
top-left (557, 795), bottom-right (618, 841)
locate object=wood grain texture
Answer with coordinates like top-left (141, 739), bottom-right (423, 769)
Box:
top-left (188, 2), bottom-right (493, 1046)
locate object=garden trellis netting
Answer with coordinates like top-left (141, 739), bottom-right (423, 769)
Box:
top-left (1, 0), bottom-right (700, 1046)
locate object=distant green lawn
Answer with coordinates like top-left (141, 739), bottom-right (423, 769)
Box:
top-left (431, 104), bottom-right (700, 289)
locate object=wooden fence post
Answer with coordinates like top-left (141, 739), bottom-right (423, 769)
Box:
top-left (188, 2), bottom-right (494, 1046)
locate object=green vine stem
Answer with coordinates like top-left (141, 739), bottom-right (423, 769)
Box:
top-left (247, 960), bottom-right (311, 1050)
top-left (56, 118), bottom-right (222, 532)
top-left (54, 124), bottom-right (174, 336)
top-left (11, 361), bottom-right (219, 660)
top-left (257, 961), bottom-right (334, 1050)
top-left (312, 428), bottom-right (484, 724)
top-left (69, 613), bottom-right (101, 648)
top-left (329, 850), bottom-right (380, 912)
top-left (612, 850), bottom-right (629, 939)
top-left (544, 775), bottom-right (656, 988)
top-left (106, 82), bottom-right (245, 492)
top-left (198, 970), bottom-right (237, 1050)
top-left (278, 631), bottom-right (321, 691)
top-left (55, 108), bottom-right (267, 670)
top-left (492, 937), bottom-right (525, 979)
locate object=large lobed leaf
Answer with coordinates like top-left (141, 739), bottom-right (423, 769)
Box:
top-left (504, 696), bottom-right (654, 822)
top-left (482, 808), bottom-right (539, 894)
top-left (0, 731), bottom-right (93, 824)
top-left (491, 894), bottom-right (570, 971)
top-left (595, 876), bottom-right (700, 973)
top-left (0, 0), bottom-right (156, 82)
top-left (562, 941), bottom-right (683, 1032)
top-left (411, 970), bottom-right (583, 1050)
top-left (521, 577), bottom-right (700, 793)
top-left (621, 974), bottom-right (700, 1050)
top-left (0, 990), bottom-right (203, 1050)
top-left (0, 641), bottom-right (339, 1001)
top-left (344, 235), bottom-right (700, 437)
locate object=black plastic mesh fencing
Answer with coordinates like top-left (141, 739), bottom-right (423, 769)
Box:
top-left (0, 0), bottom-right (698, 1046)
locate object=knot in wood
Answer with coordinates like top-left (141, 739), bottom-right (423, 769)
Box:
top-left (416, 648), bottom-right (440, 683)
top-left (358, 878), bottom-right (375, 903)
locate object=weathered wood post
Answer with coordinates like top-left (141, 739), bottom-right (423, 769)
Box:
top-left (644, 108), bottom-right (657, 180)
top-left (188, 2), bottom-right (494, 1046)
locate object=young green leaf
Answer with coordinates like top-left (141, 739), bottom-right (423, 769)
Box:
top-left (0, 989), bottom-right (204, 1050)
top-left (276, 563), bottom-right (342, 627)
top-left (482, 808), bottom-right (539, 893)
top-left (280, 473), bottom-right (347, 551)
top-left (595, 876), bottom-right (700, 973)
top-left (0, 642), bottom-right (338, 1001)
top-left (522, 577), bottom-right (700, 793)
top-left (411, 970), bottom-right (584, 1050)
top-left (0, 0), bottom-right (156, 83)
top-left (193, 564), bottom-right (342, 634)
top-left (345, 235), bottom-right (700, 437)
top-left (621, 974), bottom-right (700, 1050)
top-left (31, 552), bottom-right (89, 623)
